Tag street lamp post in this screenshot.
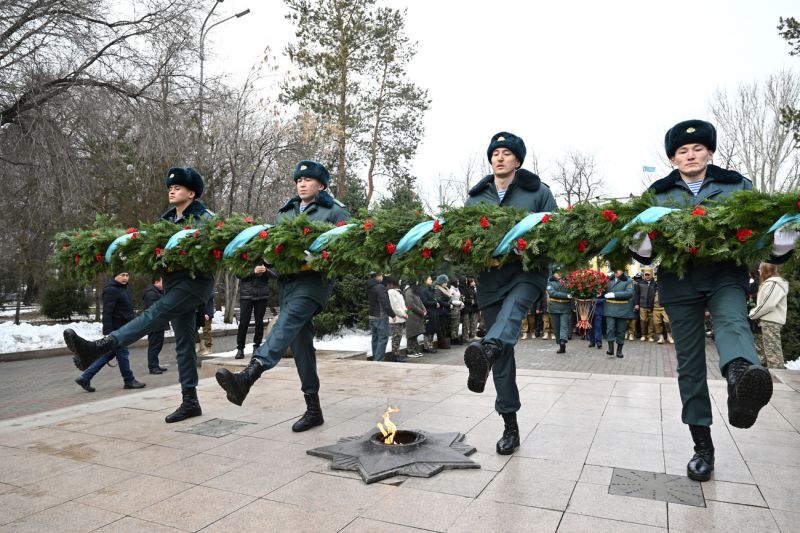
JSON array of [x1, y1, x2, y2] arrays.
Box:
[[198, 1, 251, 152]]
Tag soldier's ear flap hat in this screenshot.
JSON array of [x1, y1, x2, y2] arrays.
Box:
[[664, 120, 716, 158], [292, 160, 329, 188], [165, 167, 204, 199], [487, 132, 526, 166]]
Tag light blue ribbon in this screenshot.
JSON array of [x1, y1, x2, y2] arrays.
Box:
[[223, 225, 271, 258], [599, 206, 678, 256], [492, 212, 550, 257], [165, 229, 197, 250], [104, 232, 143, 263], [395, 218, 445, 256], [767, 213, 800, 234], [309, 224, 355, 253]]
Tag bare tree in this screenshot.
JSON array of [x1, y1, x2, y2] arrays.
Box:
[[550, 151, 605, 205], [709, 69, 800, 192]]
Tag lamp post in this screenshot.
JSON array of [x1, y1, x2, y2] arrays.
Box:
[[198, 1, 251, 151]]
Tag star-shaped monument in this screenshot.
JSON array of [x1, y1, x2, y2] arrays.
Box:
[[307, 429, 480, 484]]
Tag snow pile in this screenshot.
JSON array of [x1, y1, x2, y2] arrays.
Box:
[[785, 358, 800, 370], [0, 321, 102, 353]]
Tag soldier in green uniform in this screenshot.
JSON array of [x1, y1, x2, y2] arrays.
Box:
[[604, 270, 634, 358], [215, 161, 350, 432], [630, 119, 797, 481], [462, 132, 558, 455], [546, 271, 571, 353], [64, 167, 214, 423]]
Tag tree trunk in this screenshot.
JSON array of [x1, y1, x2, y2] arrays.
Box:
[[14, 231, 25, 326], [365, 61, 388, 206], [337, 48, 348, 199], [223, 272, 239, 323]]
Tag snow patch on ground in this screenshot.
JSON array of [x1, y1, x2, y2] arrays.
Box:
[[785, 358, 800, 370]]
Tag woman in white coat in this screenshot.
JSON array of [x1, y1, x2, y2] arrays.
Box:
[[749, 263, 789, 369]]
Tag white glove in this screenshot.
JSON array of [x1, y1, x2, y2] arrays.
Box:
[[567, 294, 573, 299], [605, 292, 615, 299], [629, 231, 652, 258], [772, 228, 799, 257]]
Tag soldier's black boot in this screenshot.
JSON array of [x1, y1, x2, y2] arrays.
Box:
[[606, 341, 615, 355], [496, 412, 520, 455], [557, 341, 566, 354], [616, 343, 624, 358], [687, 424, 715, 481], [725, 358, 773, 429], [235, 348, 244, 359], [292, 393, 324, 432], [464, 342, 501, 393], [165, 388, 202, 423], [215, 358, 267, 406], [64, 329, 116, 371]]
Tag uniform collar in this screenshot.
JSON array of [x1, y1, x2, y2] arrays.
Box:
[[468, 168, 542, 197]]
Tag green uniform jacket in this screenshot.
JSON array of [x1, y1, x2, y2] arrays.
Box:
[[275, 190, 351, 307], [464, 169, 558, 309], [641, 165, 755, 305], [546, 278, 571, 314], [159, 200, 215, 291], [605, 275, 635, 318]]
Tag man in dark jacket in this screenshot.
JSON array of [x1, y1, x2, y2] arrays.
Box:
[[462, 131, 558, 455], [65, 167, 214, 423], [629, 119, 796, 482], [142, 275, 168, 374], [367, 272, 395, 361], [235, 261, 272, 359], [419, 275, 439, 352], [215, 161, 350, 433], [75, 272, 145, 392]]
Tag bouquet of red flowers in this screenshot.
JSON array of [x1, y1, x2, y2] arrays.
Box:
[[562, 269, 608, 300]]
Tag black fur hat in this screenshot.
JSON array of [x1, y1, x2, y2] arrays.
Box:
[[487, 131, 526, 165], [292, 160, 329, 188], [165, 167, 204, 199], [664, 120, 716, 158]]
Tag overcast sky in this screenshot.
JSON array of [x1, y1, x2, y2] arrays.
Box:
[[202, 0, 798, 207]]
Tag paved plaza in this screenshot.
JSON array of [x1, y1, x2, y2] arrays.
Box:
[[0, 340, 798, 532]]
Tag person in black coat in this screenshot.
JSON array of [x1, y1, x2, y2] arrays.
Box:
[[419, 275, 439, 353], [235, 261, 273, 359], [142, 275, 169, 374], [366, 272, 395, 361], [74, 272, 145, 392]]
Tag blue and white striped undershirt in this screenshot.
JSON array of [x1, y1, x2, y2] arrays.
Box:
[[684, 180, 704, 196], [299, 204, 308, 212], [497, 189, 507, 201]]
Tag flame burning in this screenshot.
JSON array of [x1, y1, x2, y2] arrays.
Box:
[[377, 406, 400, 444]]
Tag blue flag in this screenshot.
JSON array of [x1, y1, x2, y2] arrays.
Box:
[[642, 165, 656, 173]]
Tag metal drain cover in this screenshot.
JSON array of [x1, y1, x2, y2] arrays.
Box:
[[609, 468, 705, 507], [176, 418, 255, 438]]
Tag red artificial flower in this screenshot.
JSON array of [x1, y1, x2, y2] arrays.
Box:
[[577, 240, 588, 253], [258, 230, 268, 239], [363, 219, 374, 232], [433, 219, 442, 233], [516, 238, 527, 251], [691, 206, 706, 216], [567, 204, 574, 211], [736, 228, 753, 242], [322, 250, 330, 260], [131, 232, 138, 239], [480, 216, 489, 229], [274, 244, 284, 254], [193, 230, 200, 238], [687, 246, 700, 255], [461, 239, 472, 253], [385, 243, 397, 255], [95, 254, 103, 263], [303, 226, 311, 236], [336, 220, 346, 227], [244, 217, 254, 224], [179, 250, 187, 256], [241, 252, 249, 260], [796, 200, 800, 211], [184, 225, 192, 229], [648, 229, 658, 240], [415, 210, 421, 216], [541, 214, 550, 223], [155, 247, 162, 256], [212, 249, 222, 261], [422, 247, 432, 259], [74, 255, 79, 265], [126, 227, 137, 234], [602, 210, 617, 222], [216, 221, 224, 229], [62, 243, 69, 249]]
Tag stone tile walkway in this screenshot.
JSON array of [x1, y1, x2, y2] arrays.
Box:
[[0, 355, 797, 532]]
